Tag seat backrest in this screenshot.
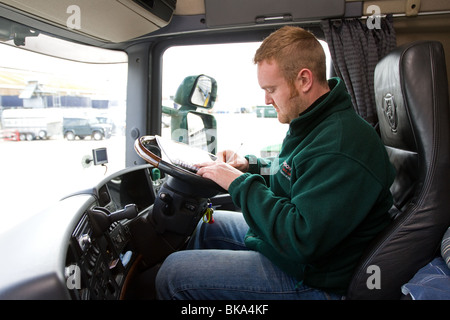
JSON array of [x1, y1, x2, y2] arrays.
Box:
[[347, 41, 450, 299]]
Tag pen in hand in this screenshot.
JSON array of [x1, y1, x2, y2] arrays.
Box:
[[226, 142, 243, 164]]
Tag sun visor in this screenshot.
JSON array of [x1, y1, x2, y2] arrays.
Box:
[[205, 0, 345, 28], [0, 0, 176, 43]]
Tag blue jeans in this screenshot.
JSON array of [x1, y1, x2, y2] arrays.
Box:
[[155, 211, 343, 300], [401, 257, 450, 300]]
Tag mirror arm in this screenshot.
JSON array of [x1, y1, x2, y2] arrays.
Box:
[[162, 105, 180, 116]]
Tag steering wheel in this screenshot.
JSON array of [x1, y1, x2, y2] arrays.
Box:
[[134, 136, 224, 198]]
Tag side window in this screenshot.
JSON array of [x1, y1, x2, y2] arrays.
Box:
[[161, 41, 331, 158], [162, 42, 286, 158]]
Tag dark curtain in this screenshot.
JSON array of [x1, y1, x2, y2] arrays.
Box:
[[321, 15, 396, 126]]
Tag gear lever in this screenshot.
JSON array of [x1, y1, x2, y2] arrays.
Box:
[[88, 204, 138, 237]]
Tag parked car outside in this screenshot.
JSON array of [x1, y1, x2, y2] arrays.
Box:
[[63, 117, 112, 141]]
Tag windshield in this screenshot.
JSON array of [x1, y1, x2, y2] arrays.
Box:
[[0, 27, 128, 234]]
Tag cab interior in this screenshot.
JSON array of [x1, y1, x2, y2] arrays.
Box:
[[0, 0, 449, 301]]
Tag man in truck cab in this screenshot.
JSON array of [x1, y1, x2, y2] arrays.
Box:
[[156, 26, 396, 300]]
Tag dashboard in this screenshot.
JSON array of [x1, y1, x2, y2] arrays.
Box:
[[0, 164, 159, 300], [0, 162, 235, 300]]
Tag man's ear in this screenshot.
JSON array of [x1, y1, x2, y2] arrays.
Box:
[[296, 68, 313, 93]]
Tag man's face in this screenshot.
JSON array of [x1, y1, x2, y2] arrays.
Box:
[[257, 59, 307, 124]]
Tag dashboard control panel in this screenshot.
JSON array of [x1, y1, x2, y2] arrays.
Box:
[[63, 165, 157, 300], [65, 210, 134, 300]]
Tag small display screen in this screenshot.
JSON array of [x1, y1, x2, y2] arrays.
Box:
[[93, 148, 108, 165]]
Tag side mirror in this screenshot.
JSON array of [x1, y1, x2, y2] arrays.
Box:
[[187, 112, 217, 154], [169, 111, 217, 154], [163, 74, 218, 154], [190, 75, 217, 109]]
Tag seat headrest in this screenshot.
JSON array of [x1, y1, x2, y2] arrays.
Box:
[[375, 41, 449, 153]]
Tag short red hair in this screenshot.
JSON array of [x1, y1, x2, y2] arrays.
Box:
[[254, 26, 327, 93]]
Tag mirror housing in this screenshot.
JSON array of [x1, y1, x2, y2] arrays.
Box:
[[168, 111, 217, 155], [163, 74, 218, 154], [174, 75, 217, 110]]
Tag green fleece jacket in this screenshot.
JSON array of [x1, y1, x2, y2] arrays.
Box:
[[228, 77, 395, 295]]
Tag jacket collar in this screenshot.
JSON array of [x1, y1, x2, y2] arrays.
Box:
[[288, 77, 352, 135]]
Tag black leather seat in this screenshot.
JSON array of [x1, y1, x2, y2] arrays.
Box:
[[347, 41, 450, 299]]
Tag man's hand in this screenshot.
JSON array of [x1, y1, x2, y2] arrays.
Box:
[[217, 150, 249, 172], [196, 151, 249, 191], [196, 161, 243, 191]]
